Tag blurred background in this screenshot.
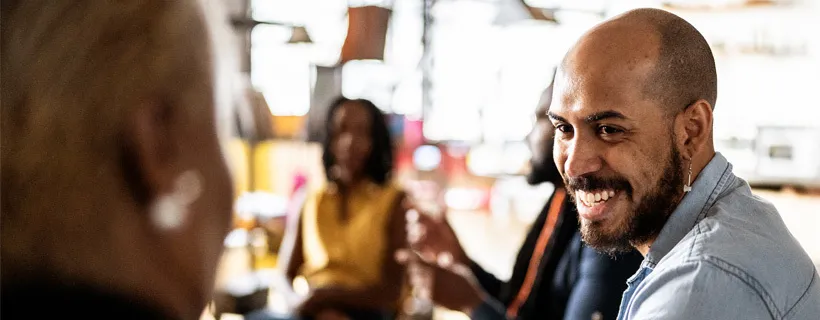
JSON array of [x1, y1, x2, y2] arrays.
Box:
[[211, 0, 820, 318]]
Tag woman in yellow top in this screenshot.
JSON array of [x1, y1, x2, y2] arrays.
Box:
[[283, 97, 407, 320]]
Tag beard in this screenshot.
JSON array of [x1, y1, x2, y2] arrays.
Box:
[[569, 142, 686, 255]]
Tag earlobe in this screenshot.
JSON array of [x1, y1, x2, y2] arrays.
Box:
[[150, 170, 203, 231]]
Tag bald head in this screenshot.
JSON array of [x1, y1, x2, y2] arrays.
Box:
[[562, 8, 717, 114]]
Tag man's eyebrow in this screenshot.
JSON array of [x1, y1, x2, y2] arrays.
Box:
[[584, 111, 628, 123], [547, 110, 628, 123], [547, 111, 567, 123]]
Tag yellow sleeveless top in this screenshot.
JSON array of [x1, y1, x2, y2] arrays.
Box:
[[300, 180, 402, 289]]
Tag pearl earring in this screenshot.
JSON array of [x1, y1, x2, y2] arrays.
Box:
[[150, 170, 203, 230], [683, 162, 692, 193]]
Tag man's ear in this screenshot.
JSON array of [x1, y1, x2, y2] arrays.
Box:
[[124, 99, 179, 202], [675, 99, 713, 160]]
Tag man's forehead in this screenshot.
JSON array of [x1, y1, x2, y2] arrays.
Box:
[[550, 60, 659, 118], [550, 76, 646, 123]]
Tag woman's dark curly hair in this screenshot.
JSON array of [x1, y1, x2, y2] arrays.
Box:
[[322, 97, 394, 185]]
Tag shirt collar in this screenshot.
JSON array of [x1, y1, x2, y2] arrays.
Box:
[[645, 152, 735, 266]]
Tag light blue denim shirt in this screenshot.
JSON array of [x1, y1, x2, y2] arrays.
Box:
[[617, 153, 820, 320]]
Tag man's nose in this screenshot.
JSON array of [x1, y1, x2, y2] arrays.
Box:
[[564, 137, 602, 178]]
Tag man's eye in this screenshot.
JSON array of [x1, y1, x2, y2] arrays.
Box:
[[556, 124, 573, 133], [598, 125, 622, 135]]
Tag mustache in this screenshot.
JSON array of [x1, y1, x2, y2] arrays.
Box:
[[565, 174, 633, 198]]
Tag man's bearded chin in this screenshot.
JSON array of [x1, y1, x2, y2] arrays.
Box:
[[578, 145, 686, 255]]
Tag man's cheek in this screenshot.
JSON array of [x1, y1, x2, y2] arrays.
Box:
[[554, 149, 568, 176]]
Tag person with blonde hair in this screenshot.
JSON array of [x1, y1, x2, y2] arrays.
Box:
[[2, 1, 239, 319]]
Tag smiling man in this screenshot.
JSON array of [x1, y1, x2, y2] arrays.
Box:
[[547, 8, 820, 319]]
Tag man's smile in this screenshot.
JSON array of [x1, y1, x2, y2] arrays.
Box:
[[575, 189, 621, 221]]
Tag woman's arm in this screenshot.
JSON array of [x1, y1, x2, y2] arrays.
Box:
[[378, 191, 410, 303]]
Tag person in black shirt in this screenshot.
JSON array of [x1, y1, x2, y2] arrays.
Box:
[[403, 70, 642, 320]]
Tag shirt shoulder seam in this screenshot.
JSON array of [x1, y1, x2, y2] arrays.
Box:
[[783, 267, 817, 318], [696, 256, 780, 319]]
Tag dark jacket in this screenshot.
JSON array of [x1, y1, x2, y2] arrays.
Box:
[[469, 191, 643, 320]]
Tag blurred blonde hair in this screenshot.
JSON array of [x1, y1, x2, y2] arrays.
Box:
[[1, 0, 237, 266]]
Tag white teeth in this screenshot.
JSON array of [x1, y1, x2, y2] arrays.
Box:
[[577, 190, 618, 206], [579, 191, 589, 206]]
